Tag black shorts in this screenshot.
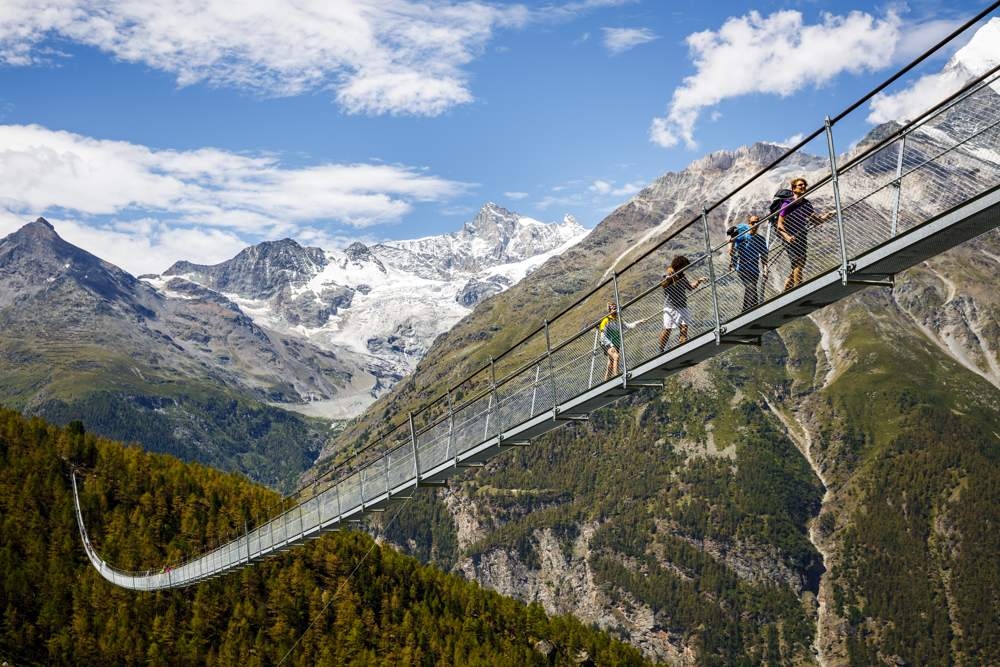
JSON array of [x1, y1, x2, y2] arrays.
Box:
[[784, 234, 808, 268]]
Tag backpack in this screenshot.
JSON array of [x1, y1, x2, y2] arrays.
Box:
[[727, 223, 750, 270], [769, 188, 794, 215]]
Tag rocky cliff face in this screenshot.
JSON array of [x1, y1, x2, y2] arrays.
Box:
[[165, 238, 328, 299]]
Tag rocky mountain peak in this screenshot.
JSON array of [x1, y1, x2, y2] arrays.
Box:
[[3, 217, 60, 249], [463, 202, 520, 236], [345, 241, 374, 263], [689, 142, 791, 174], [162, 237, 327, 300], [342, 242, 386, 274], [25, 216, 56, 234], [235, 237, 326, 272], [3, 217, 107, 270], [0, 218, 143, 312]]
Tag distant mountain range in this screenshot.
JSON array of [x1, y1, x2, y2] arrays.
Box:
[[149, 202, 586, 418], [0, 203, 585, 488]]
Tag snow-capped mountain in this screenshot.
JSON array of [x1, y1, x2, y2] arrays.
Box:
[[153, 203, 588, 418], [374, 202, 586, 277], [868, 17, 1000, 126]]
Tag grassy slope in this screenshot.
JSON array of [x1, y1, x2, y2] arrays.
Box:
[[0, 337, 329, 492]]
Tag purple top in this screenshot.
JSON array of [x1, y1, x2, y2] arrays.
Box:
[[779, 197, 814, 238]]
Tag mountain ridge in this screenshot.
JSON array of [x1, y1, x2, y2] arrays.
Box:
[[153, 202, 588, 419]]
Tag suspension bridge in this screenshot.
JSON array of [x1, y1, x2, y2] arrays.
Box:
[[73, 14, 1000, 591]]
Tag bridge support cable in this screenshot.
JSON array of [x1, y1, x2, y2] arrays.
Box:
[[701, 207, 723, 345], [73, 27, 1000, 591], [890, 131, 907, 237], [544, 319, 556, 417], [825, 116, 851, 285]]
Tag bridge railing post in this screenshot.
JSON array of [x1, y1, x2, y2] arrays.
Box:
[[529, 364, 540, 417], [891, 130, 907, 237], [490, 356, 502, 439], [446, 389, 456, 465], [587, 329, 599, 389], [701, 208, 722, 344], [384, 451, 391, 500], [409, 412, 421, 488], [825, 116, 850, 284], [483, 387, 493, 440], [358, 466, 368, 512], [544, 319, 557, 414], [335, 481, 342, 524]]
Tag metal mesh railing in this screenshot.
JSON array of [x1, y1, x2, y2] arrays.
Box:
[[74, 28, 1000, 590]]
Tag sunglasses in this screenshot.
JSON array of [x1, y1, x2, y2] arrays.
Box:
[[792, 182, 808, 189]]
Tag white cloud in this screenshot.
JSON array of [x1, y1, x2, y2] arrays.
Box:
[[0, 0, 529, 116], [539, 178, 641, 212], [777, 133, 806, 148], [602, 27, 657, 55], [504, 191, 529, 200], [536, 0, 636, 23], [51, 217, 250, 276], [590, 179, 612, 194], [893, 18, 966, 64], [0, 208, 25, 239], [439, 205, 476, 217], [591, 179, 642, 197], [535, 189, 582, 210], [868, 17, 1000, 125], [650, 9, 902, 149], [867, 67, 969, 125], [0, 0, 638, 116], [0, 124, 466, 232], [610, 181, 643, 197]]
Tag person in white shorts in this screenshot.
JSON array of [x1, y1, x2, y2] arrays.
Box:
[[663, 301, 691, 330], [659, 255, 707, 351]]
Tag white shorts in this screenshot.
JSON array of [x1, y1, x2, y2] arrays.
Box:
[[663, 305, 691, 329]]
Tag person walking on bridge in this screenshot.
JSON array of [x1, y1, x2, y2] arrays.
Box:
[[659, 255, 708, 351], [776, 178, 831, 291], [599, 301, 625, 381], [729, 215, 769, 311]]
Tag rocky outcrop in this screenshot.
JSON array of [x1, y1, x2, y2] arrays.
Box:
[[165, 237, 327, 299], [455, 275, 512, 307]]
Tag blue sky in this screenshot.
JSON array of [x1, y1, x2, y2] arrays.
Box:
[[0, 0, 993, 274]]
